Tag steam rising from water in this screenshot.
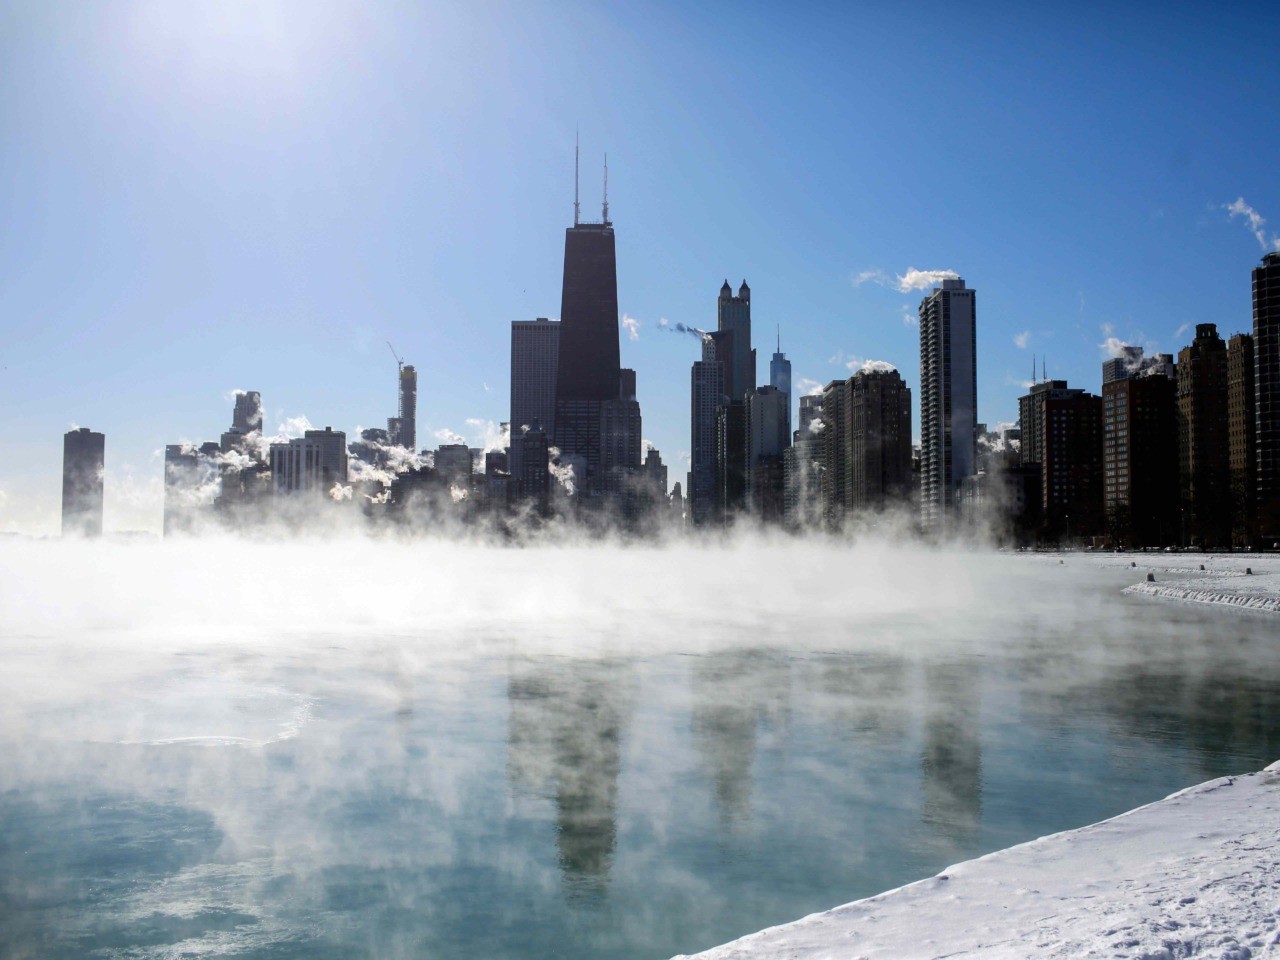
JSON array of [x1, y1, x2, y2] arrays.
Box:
[[2, 537, 1278, 960]]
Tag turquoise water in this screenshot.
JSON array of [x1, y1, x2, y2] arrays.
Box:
[[2, 559, 1278, 959]]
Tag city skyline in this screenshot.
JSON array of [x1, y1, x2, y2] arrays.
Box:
[[2, 2, 1278, 534]]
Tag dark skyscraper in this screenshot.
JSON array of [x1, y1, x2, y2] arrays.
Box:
[[1228, 333, 1257, 547], [388, 364, 417, 452], [62, 427, 105, 538], [1102, 372, 1178, 547], [1178, 323, 1231, 549], [553, 150, 622, 490], [1254, 252, 1280, 541], [717, 280, 755, 403], [689, 337, 725, 526]]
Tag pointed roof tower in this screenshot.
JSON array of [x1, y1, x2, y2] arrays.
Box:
[[738, 280, 750, 300], [720, 279, 732, 298]]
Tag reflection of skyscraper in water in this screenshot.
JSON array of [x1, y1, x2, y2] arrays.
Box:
[[690, 651, 791, 826], [920, 661, 983, 844], [506, 658, 634, 897], [806, 653, 910, 745]]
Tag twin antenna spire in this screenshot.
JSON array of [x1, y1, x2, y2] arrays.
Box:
[[573, 132, 609, 226]]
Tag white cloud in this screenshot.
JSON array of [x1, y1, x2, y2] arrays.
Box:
[[434, 427, 465, 445], [622, 314, 641, 341], [1225, 197, 1280, 251], [901, 305, 918, 327], [1013, 330, 1030, 349], [797, 377, 825, 396], [895, 267, 959, 293], [857, 359, 897, 374], [853, 266, 961, 293], [1174, 323, 1191, 340]]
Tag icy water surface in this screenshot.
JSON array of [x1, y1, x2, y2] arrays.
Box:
[[1, 541, 1278, 959]]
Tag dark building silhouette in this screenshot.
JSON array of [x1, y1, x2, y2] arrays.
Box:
[[514, 425, 551, 512], [1178, 324, 1232, 549], [715, 401, 747, 519], [1102, 372, 1179, 547], [689, 336, 726, 526], [62, 427, 105, 538], [717, 280, 755, 404], [745, 385, 789, 520], [553, 187, 620, 488], [1041, 392, 1103, 540], [819, 369, 912, 527], [1252, 252, 1280, 542], [769, 332, 792, 441], [1228, 333, 1257, 547], [388, 364, 417, 452], [600, 369, 642, 496], [1018, 380, 1084, 469], [510, 318, 560, 486]]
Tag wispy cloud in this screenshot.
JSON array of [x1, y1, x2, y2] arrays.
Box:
[[797, 377, 825, 396], [894, 267, 959, 292], [621, 314, 641, 341], [1174, 322, 1191, 340], [852, 266, 960, 293], [1013, 330, 1030, 349], [1226, 197, 1280, 251], [901, 305, 918, 327]]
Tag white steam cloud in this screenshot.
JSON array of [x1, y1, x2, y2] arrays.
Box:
[[622, 315, 641, 341], [1014, 331, 1030, 349], [852, 267, 960, 293], [894, 268, 960, 293]]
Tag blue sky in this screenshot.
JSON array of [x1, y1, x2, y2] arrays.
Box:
[[2, 1, 1278, 533]]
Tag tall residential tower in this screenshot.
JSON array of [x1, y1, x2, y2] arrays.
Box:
[[1254, 252, 1280, 541], [919, 278, 977, 533]]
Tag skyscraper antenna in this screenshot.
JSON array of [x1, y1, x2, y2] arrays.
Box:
[[574, 130, 580, 226], [1032, 353, 1036, 386], [777, 324, 780, 352], [602, 153, 609, 223], [1042, 357, 1047, 382]]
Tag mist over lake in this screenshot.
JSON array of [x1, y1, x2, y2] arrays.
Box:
[[2, 536, 1278, 959]]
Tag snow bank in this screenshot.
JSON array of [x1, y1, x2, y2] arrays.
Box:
[[673, 761, 1280, 960], [1031, 553, 1280, 615]]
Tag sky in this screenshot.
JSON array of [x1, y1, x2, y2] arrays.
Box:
[[2, 0, 1279, 534]]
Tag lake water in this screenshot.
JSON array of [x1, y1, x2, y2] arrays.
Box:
[[2, 540, 1278, 959]]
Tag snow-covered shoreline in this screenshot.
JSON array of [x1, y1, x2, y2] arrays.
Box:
[[1045, 552, 1280, 615], [673, 760, 1280, 960]]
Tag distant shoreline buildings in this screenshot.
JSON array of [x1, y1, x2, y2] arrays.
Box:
[[50, 158, 1280, 548]]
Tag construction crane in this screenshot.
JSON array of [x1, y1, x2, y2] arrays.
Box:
[[386, 341, 404, 374]]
